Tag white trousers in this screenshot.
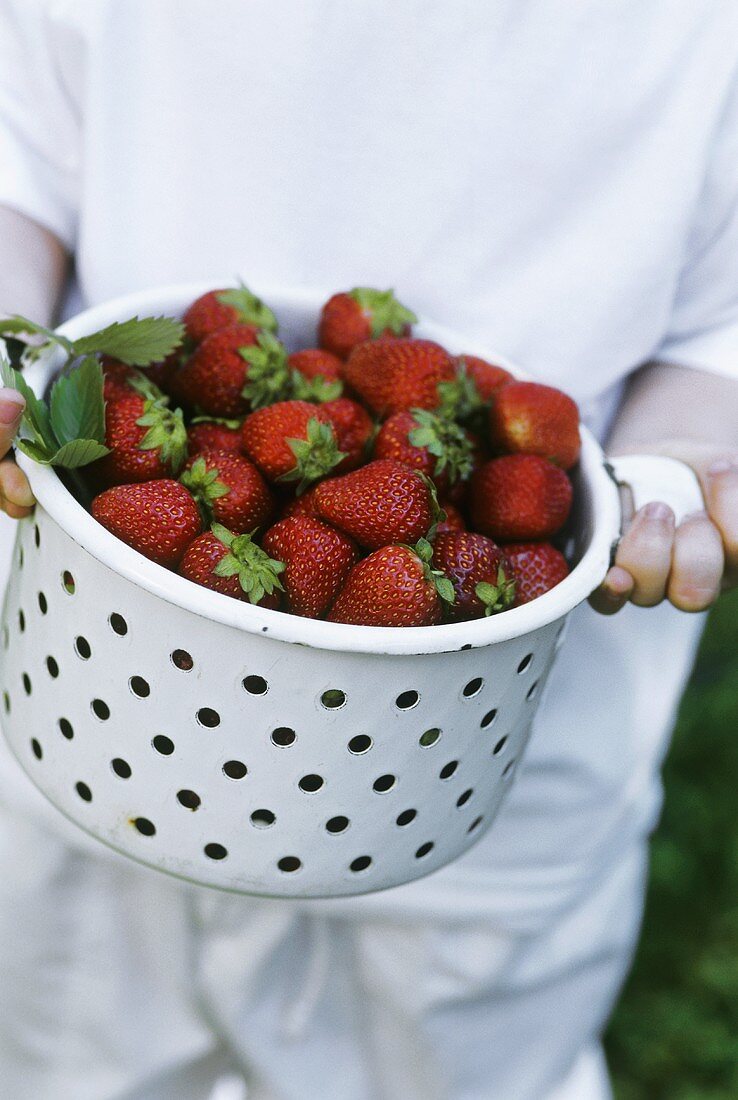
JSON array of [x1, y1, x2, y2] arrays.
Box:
[[0, 512, 705, 1099]]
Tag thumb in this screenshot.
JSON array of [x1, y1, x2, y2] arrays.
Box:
[[0, 388, 25, 459]]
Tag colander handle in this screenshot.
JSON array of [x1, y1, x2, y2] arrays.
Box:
[[606, 454, 704, 529]]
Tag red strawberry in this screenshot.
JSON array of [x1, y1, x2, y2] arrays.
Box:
[[488, 381, 581, 469], [503, 542, 570, 605], [436, 356, 512, 420], [180, 449, 274, 533], [289, 349, 343, 383], [328, 539, 453, 626], [318, 287, 417, 359], [183, 285, 278, 345], [187, 419, 243, 456], [432, 532, 515, 620], [241, 400, 345, 491], [91, 480, 202, 568], [262, 516, 359, 618], [179, 525, 284, 607], [314, 459, 440, 550], [320, 397, 374, 472], [374, 408, 476, 495], [146, 348, 184, 394], [342, 338, 455, 417], [177, 327, 293, 418], [102, 358, 137, 403], [95, 390, 188, 486], [279, 484, 322, 520], [456, 356, 512, 402], [436, 501, 467, 534], [470, 455, 573, 540]]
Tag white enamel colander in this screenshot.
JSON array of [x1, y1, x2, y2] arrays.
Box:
[[0, 284, 703, 897]]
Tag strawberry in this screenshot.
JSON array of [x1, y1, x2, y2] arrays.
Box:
[[288, 349, 343, 383], [180, 449, 274, 533], [241, 400, 345, 491], [374, 408, 476, 495], [179, 525, 284, 607], [279, 484, 322, 520], [262, 515, 359, 618], [314, 459, 441, 550], [436, 501, 466, 534], [320, 397, 374, 472], [318, 288, 417, 359], [95, 388, 188, 486], [342, 338, 455, 417], [187, 419, 243, 456], [328, 539, 453, 626], [91, 480, 202, 568], [183, 285, 277, 345], [102, 357, 138, 403], [470, 455, 573, 540], [437, 357, 512, 421], [432, 532, 515, 620], [503, 542, 570, 605], [488, 381, 581, 469], [175, 323, 260, 416]]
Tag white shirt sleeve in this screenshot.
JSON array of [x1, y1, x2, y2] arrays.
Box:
[[0, 0, 79, 248], [656, 66, 738, 381]]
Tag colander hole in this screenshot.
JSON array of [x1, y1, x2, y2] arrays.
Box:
[[271, 727, 296, 746], [2, 691, 9, 713], [197, 708, 220, 728], [396, 809, 417, 827], [503, 759, 517, 778], [468, 815, 484, 834], [517, 653, 533, 674], [439, 761, 459, 780], [456, 788, 473, 807], [74, 636, 91, 660], [18, 609, 25, 633], [109, 613, 127, 635], [31, 738, 42, 760], [481, 709, 498, 729], [59, 718, 74, 740], [75, 782, 92, 802], [91, 699, 110, 721], [419, 728, 441, 747], [37, 592, 47, 615], [373, 774, 396, 794], [250, 809, 276, 828], [321, 689, 346, 709], [395, 690, 419, 710], [526, 681, 540, 701], [493, 736, 508, 756], [34, 524, 40, 548], [204, 843, 228, 860], [348, 735, 372, 754], [22, 673, 31, 696], [278, 856, 302, 873], [171, 649, 193, 671], [152, 735, 174, 756], [350, 856, 372, 873], [62, 571, 76, 595], [326, 816, 350, 834], [243, 675, 268, 695], [46, 656, 59, 678], [133, 817, 156, 836], [299, 774, 324, 793], [111, 758, 132, 779], [129, 676, 150, 698], [223, 760, 247, 780], [415, 842, 434, 859], [177, 789, 201, 810], [462, 677, 484, 698]]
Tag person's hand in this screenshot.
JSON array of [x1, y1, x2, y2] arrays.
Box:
[[590, 442, 738, 614], [0, 387, 34, 520]]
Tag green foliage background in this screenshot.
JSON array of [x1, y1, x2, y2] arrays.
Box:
[[607, 589, 738, 1098]]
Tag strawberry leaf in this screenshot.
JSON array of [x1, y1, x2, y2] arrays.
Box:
[[475, 567, 516, 615], [47, 439, 110, 468], [290, 370, 343, 403], [211, 528, 285, 604], [281, 417, 347, 495], [72, 316, 185, 365], [240, 333, 293, 409], [217, 284, 278, 333], [49, 356, 106, 445], [350, 288, 417, 337], [0, 357, 56, 453], [0, 315, 74, 355]]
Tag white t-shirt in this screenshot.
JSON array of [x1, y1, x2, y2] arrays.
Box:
[[0, 0, 736, 924]]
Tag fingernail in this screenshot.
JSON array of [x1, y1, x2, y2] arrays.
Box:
[[708, 459, 735, 477], [0, 388, 25, 424], [643, 502, 672, 521]]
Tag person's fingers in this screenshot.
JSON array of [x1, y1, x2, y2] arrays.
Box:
[[0, 388, 25, 460], [613, 501, 675, 607], [0, 458, 35, 516], [666, 511, 724, 611], [588, 564, 635, 615], [702, 458, 738, 578]]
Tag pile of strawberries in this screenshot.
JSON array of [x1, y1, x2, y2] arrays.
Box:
[[87, 285, 579, 627]]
